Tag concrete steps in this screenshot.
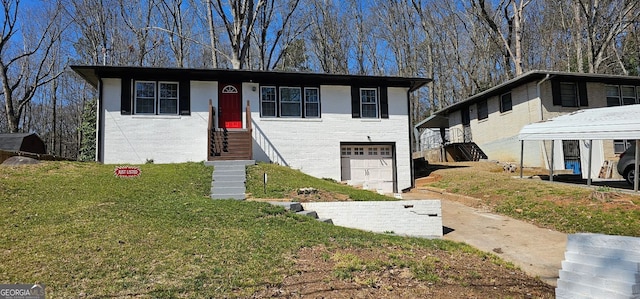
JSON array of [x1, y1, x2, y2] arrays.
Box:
[[269, 201, 333, 224], [206, 160, 255, 200]]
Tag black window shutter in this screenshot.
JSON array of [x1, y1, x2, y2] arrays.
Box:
[[578, 81, 588, 106], [179, 80, 190, 115], [551, 80, 561, 106], [380, 87, 389, 118], [121, 77, 132, 115], [351, 86, 360, 118]]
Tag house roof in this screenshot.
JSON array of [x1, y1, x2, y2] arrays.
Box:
[[518, 104, 640, 141], [414, 114, 449, 129], [70, 65, 431, 92], [435, 70, 640, 115]]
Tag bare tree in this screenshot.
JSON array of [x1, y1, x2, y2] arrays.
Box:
[[211, 0, 266, 69], [574, 0, 640, 73], [156, 0, 192, 67], [0, 0, 66, 133], [118, 0, 158, 66], [307, 0, 350, 74], [253, 0, 304, 70], [473, 0, 531, 76]]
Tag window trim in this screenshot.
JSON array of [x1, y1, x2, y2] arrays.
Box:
[[260, 86, 277, 117], [259, 85, 321, 119], [134, 80, 156, 115], [360, 87, 379, 118], [304, 87, 320, 118], [279, 86, 302, 118], [158, 81, 179, 115], [133, 80, 180, 115]]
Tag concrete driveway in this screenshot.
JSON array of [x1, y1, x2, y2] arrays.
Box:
[[404, 189, 567, 287]]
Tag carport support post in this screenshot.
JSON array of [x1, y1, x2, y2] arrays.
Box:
[[635, 140, 639, 192], [520, 140, 524, 179], [550, 141, 555, 182], [587, 140, 593, 187]]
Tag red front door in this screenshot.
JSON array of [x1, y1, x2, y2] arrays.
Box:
[[218, 84, 242, 129]]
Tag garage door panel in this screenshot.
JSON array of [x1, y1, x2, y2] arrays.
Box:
[[341, 145, 394, 194]]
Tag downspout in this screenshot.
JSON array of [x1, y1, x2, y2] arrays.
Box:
[[536, 74, 553, 171], [408, 88, 415, 191], [97, 77, 104, 162]]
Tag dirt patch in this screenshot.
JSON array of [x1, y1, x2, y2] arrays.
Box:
[[288, 189, 351, 202], [253, 244, 554, 298], [419, 161, 640, 213]]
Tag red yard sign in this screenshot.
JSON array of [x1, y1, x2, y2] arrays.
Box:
[[114, 166, 141, 177]]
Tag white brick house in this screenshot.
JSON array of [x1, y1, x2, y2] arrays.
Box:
[[72, 66, 430, 193]]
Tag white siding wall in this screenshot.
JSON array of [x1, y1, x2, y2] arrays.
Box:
[[101, 78, 212, 164], [249, 85, 412, 191]]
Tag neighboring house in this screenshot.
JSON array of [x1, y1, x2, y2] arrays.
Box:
[[71, 66, 430, 193], [0, 133, 46, 154], [417, 70, 640, 178]]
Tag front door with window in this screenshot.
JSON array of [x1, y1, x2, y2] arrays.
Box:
[[218, 84, 242, 129]]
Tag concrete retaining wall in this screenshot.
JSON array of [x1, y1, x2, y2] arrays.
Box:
[[301, 200, 442, 238], [556, 233, 640, 299]]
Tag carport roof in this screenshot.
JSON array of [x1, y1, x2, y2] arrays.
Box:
[[518, 104, 640, 141], [414, 114, 449, 129]]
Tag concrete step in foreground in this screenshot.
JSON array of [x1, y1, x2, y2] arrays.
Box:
[[268, 201, 333, 224]]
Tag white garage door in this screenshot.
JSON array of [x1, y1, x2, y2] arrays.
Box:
[[341, 145, 394, 194]]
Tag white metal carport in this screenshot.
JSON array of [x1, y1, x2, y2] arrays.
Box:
[[518, 105, 640, 192]]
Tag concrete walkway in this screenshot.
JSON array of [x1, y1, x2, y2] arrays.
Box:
[[403, 189, 567, 287]]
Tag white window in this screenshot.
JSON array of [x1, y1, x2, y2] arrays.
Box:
[[280, 87, 302, 117], [341, 147, 351, 156], [360, 88, 378, 118], [159, 82, 178, 114], [304, 88, 320, 118], [261, 86, 277, 117], [354, 147, 364, 155], [260, 85, 320, 118], [368, 147, 378, 155], [134, 81, 179, 115], [380, 147, 391, 156]]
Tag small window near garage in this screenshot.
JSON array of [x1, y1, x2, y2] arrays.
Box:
[[354, 147, 364, 155], [477, 100, 488, 120], [341, 147, 351, 156], [360, 88, 378, 118], [304, 87, 320, 118], [380, 147, 391, 156], [500, 92, 512, 113], [260, 86, 277, 117], [368, 147, 378, 155]]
